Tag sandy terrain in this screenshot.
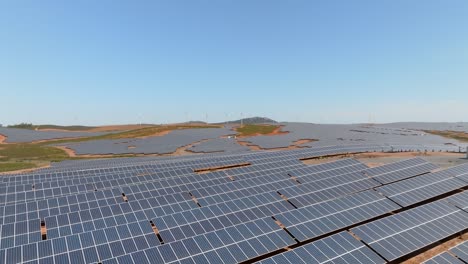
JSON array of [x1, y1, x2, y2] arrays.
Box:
[[136, 129, 172, 139], [301, 151, 467, 168], [236, 138, 316, 151], [236, 141, 263, 151], [403, 232, 468, 263], [171, 139, 211, 156], [353, 152, 467, 168], [51, 139, 210, 159], [54, 146, 77, 157], [292, 139, 317, 145]]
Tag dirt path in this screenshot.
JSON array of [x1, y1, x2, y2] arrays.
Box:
[[403, 232, 468, 263], [137, 130, 172, 139], [353, 151, 464, 159], [54, 146, 77, 157], [236, 138, 317, 151], [52, 139, 212, 159], [172, 139, 212, 156], [302, 151, 466, 166]]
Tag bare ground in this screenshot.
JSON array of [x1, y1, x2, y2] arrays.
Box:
[[52, 139, 212, 159], [54, 146, 77, 157], [171, 139, 212, 156], [402, 232, 468, 263], [353, 152, 467, 168], [0, 134, 6, 144], [136, 129, 172, 139], [301, 151, 467, 167], [236, 138, 317, 151]]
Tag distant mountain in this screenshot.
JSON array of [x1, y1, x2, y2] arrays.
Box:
[[219, 117, 277, 125], [182, 121, 208, 124]]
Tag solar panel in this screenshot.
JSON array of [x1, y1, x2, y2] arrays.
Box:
[[375, 169, 467, 207], [449, 241, 468, 262], [444, 191, 468, 210], [1, 146, 465, 263], [365, 158, 438, 184], [351, 200, 468, 262], [274, 190, 400, 242], [256, 231, 385, 264], [423, 252, 464, 264]]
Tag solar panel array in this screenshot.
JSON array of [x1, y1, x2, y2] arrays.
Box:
[[423, 252, 464, 264], [450, 241, 468, 262], [423, 239, 468, 264], [0, 146, 467, 264], [351, 200, 468, 261], [257, 231, 386, 264]]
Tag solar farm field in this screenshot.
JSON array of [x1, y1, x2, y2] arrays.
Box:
[[0, 146, 467, 264]]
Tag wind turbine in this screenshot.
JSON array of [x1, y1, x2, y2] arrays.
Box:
[[240, 112, 243, 127]]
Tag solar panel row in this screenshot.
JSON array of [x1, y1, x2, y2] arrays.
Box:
[[0, 158, 365, 249], [351, 199, 468, 262], [376, 165, 468, 207], [256, 231, 385, 264], [0, 146, 466, 264]]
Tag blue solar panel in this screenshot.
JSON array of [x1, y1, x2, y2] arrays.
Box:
[[351, 200, 468, 262], [0, 146, 464, 263], [256, 231, 385, 264], [375, 169, 467, 207], [423, 252, 464, 264], [449, 241, 468, 262]]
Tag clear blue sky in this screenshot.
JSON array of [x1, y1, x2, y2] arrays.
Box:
[[1, 0, 467, 125]]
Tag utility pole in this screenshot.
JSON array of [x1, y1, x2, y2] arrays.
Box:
[[240, 113, 243, 127]]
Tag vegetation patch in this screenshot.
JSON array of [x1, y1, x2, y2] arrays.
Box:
[[0, 143, 71, 173], [0, 143, 70, 160], [7, 123, 97, 131], [40, 124, 222, 145], [0, 162, 37, 173], [424, 130, 468, 142], [0, 124, 223, 173], [235, 124, 283, 137]]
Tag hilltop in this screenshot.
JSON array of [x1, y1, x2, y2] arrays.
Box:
[[220, 117, 277, 125]]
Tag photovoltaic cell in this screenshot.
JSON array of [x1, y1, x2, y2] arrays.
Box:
[[375, 169, 467, 207], [256, 231, 385, 264], [449, 241, 468, 262], [351, 200, 468, 262], [423, 252, 464, 264]]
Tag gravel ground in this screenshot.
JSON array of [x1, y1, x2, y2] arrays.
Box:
[[356, 153, 468, 168]]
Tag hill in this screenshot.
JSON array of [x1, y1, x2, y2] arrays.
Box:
[[221, 117, 277, 125]]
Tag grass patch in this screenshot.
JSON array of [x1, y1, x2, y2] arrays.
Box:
[[236, 124, 280, 136], [0, 144, 70, 160], [0, 124, 223, 173], [424, 130, 468, 142], [0, 143, 76, 173], [8, 123, 97, 131], [39, 124, 221, 145], [0, 162, 37, 173]]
